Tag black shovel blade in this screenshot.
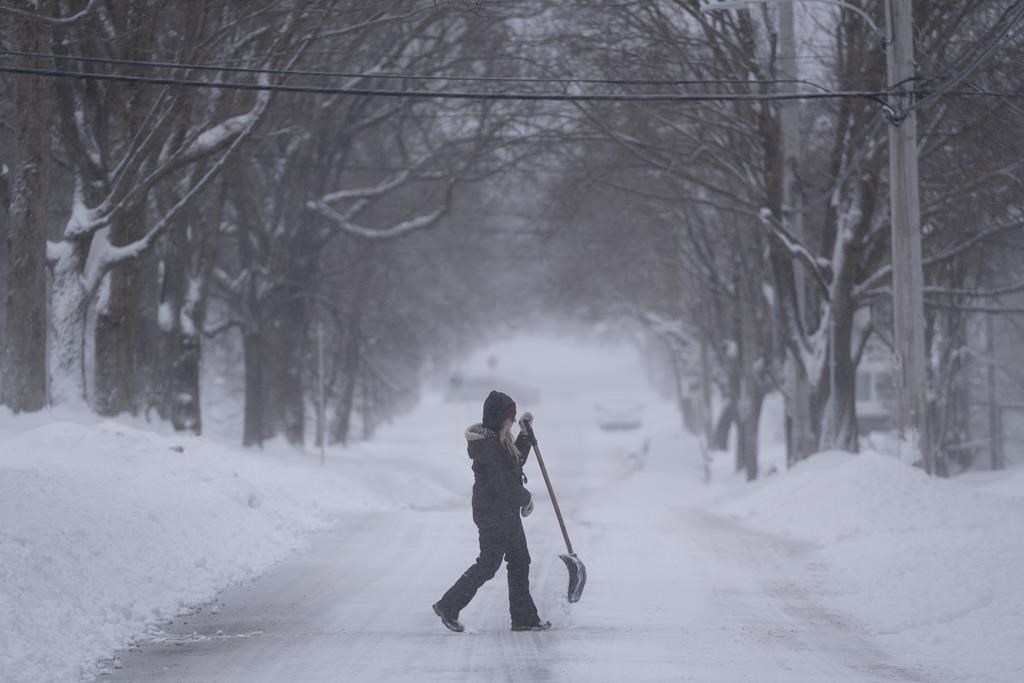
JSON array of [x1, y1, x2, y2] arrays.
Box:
[[559, 553, 587, 604]]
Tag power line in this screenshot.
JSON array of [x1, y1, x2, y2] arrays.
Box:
[[0, 63, 890, 103], [2, 58, 1020, 105], [0, 48, 834, 91]]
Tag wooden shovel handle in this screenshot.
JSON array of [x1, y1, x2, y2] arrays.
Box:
[[524, 422, 574, 555]]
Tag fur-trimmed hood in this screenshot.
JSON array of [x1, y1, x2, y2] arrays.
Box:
[[465, 423, 497, 460], [465, 423, 497, 443]]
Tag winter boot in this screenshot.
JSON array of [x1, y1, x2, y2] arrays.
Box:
[[432, 602, 465, 633], [511, 620, 552, 632]]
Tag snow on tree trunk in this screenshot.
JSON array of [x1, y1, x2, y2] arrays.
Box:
[[173, 272, 206, 434], [168, 329, 202, 433], [47, 242, 91, 407], [155, 257, 204, 434], [3, 15, 51, 412]]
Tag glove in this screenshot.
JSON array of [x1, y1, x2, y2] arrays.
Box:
[[518, 411, 534, 431], [521, 496, 534, 518]]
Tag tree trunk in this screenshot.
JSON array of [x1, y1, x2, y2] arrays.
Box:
[[169, 329, 202, 433], [670, 352, 698, 432], [359, 375, 375, 440], [242, 331, 266, 447], [3, 13, 51, 412], [332, 320, 361, 446], [93, 253, 143, 415], [48, 243, 91, 406], [154, 208, 211, 434], [92, 10, 155, 416], [737, 276, 761, 480], [262, 283, 309, 446], [713, 400, 736, 452], [699, 336, 714, 442], [268, 338, 305, 445], [818, 305, 859, 452], [154, 274, 203, 434], [737, 383, 764, 481]]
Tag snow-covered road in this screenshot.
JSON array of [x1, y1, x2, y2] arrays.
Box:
[[5, 338, 1020, 682], [103, 421, 925, 683]]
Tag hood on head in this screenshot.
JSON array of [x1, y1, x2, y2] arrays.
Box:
[[482, 390, 516, 432]]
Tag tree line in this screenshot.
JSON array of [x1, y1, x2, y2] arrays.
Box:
[[2, 1, 1023, 472], [0, 0, 547, 446], [532, 0, 1024, 477]]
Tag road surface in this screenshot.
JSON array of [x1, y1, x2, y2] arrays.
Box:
[[101, 415, 927, 682]]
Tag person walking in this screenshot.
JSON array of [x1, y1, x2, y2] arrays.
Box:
[[433, 390, 552, 633]]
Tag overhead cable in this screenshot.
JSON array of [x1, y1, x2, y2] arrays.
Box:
[[0, 48, 833, 91], [0, 63, 891, 103]]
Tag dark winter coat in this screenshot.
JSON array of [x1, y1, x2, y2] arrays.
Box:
[[466, 391, 533, 520]]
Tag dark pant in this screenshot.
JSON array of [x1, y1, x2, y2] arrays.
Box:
[[437, 512, 540, 627]]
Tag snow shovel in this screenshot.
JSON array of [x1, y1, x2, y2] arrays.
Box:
[[523, 422, 587, 604]]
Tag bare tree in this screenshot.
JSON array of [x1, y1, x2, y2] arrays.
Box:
[[41, 1, 322, 410], [1, 2, 57, 412]]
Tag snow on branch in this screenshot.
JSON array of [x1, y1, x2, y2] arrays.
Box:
[[757, 208, 832, 299], [85, 95, 268, 295], [318, 171, 412, 205], [179, 77, 272, 163], [311, 181, 456, 241], [62, 174, 109, 239]]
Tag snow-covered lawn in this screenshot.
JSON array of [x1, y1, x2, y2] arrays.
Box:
[[2, 337, 1023, 682]]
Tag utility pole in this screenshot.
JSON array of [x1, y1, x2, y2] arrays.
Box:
[[778, 0, 814, 464], [885, 0, 931, 473]]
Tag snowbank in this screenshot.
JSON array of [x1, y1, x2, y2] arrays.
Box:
[[715, 451, 1024, 683], [0, 419, 389, 683]]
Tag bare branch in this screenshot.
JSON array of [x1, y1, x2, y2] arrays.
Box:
[[855, 221, 1024, 298], [86, 81, 272, 294], [0, 0, 98, 26]]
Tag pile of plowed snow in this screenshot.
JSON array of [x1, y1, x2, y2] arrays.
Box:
[[0, 420, 390, 683], [716, 451, 1024, 682]]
